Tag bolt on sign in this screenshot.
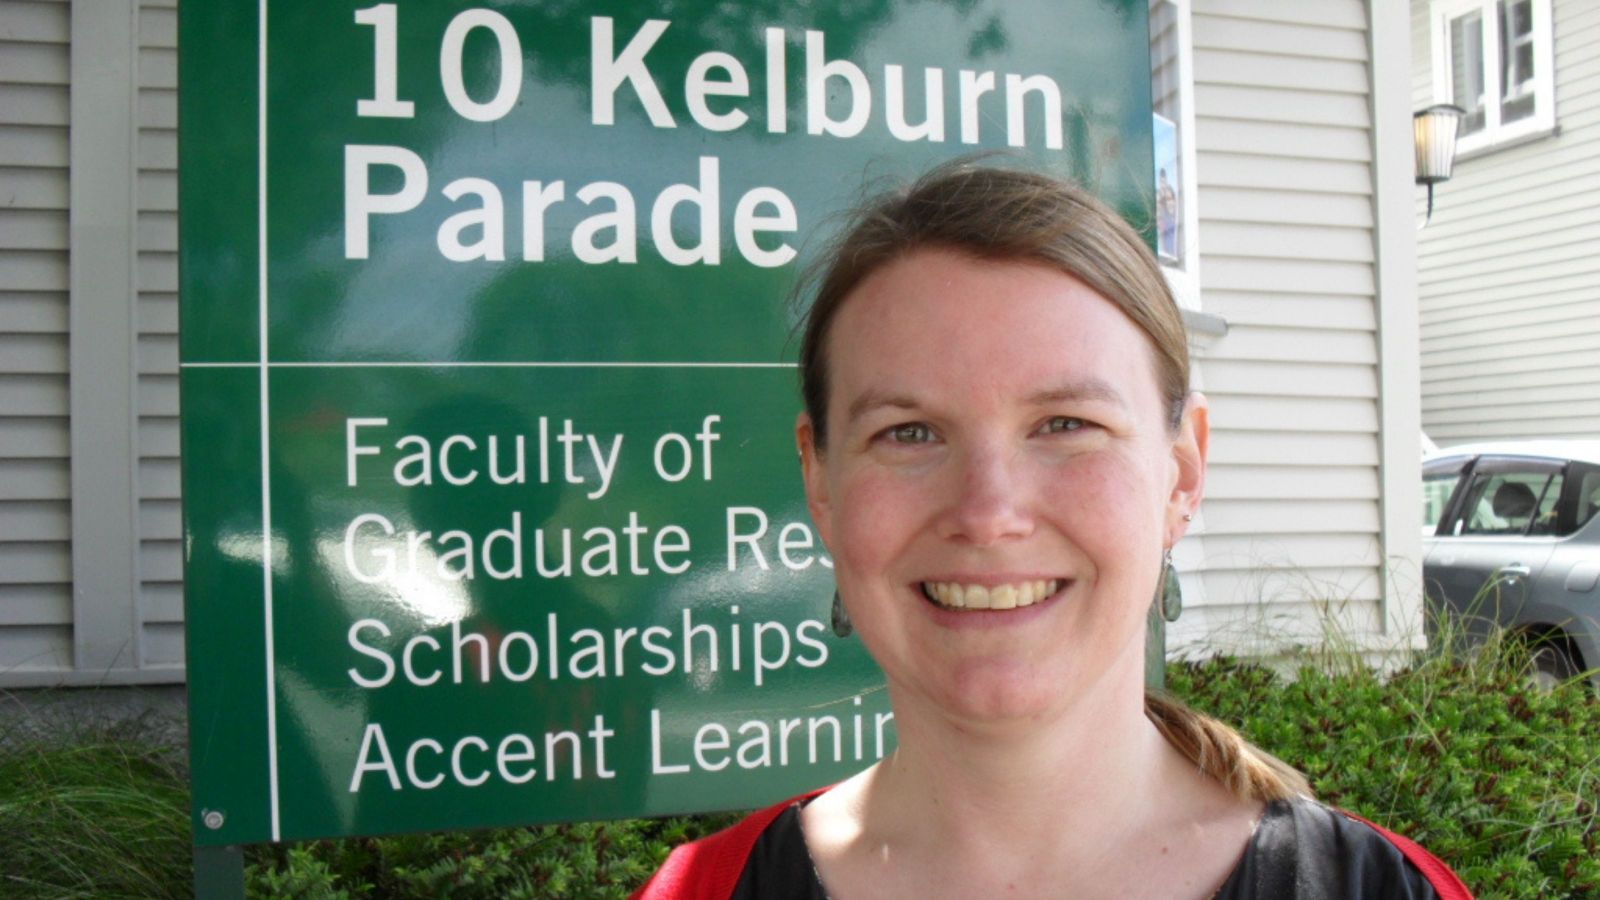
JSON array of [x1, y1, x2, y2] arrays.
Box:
[[180, 1, 1155, 845]]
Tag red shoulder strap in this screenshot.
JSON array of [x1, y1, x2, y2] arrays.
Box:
[[632, 787, 832, 900], [1337, 809, 1474, 900]]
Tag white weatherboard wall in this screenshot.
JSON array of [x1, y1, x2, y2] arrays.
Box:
[[1171, 0, 1423, 656], [1, 0, 74, 681], [136, 0, 185, 673], [1412, 0, 1600, 443], [0, 0, 182, 688]]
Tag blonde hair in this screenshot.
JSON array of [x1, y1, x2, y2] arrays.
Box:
[[1146, 693, 1312, 801], [797, 161, 1312, 803]]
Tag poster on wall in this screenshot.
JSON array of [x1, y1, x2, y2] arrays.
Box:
[[179, 1, 1155, 845], [1152, 111, 1182, 264]]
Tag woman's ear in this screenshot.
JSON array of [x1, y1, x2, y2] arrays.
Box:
[[1166, 392, 1209, 546], [796, 412, 834, 546]]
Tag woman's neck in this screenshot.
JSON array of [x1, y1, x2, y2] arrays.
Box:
[[866, 673, 1169, 861]]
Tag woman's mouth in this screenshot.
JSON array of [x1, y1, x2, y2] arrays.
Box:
[[920, 579, 1062, 610]]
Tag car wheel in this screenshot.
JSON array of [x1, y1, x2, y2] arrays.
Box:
[[1525, 641, 1578, 691]]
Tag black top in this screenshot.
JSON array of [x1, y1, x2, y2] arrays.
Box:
[[730, 797, 1442, 899]]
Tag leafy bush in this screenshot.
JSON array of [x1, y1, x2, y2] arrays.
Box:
[[245, 813, 739, 898], [1166, 641, 1600, 899]]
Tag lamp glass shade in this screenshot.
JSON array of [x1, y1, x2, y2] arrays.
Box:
[[1414, 104, 1464, 185]]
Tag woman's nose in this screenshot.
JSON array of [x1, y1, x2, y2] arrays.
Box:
[[938, 447, 1034, 545]]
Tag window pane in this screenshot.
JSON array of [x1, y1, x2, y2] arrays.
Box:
[[1148, 1, 1184, 267], [1149, 1, 1181, 120], [1423, 471, 1462, 534], [1460, 471, 1554, 536], [1573, 467, 1600, 535], [1450, 11, 1486, 134], [1526, 472, 1565, 535], [1498, 0, 1537, 124]]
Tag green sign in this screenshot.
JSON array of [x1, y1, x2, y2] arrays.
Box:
[[181, 0, 1153, 845]]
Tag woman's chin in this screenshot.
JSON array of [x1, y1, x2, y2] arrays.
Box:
[[911, 665, 1078, 726]]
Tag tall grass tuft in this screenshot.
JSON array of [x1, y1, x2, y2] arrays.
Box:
[[0, 714, 192, 899]]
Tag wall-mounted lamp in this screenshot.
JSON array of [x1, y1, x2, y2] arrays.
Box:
[[1414, 104, 1465, 228]]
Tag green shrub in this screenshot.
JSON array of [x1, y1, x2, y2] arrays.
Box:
[[245, 813, 739, 898], [1166, 643, 1600, 899]]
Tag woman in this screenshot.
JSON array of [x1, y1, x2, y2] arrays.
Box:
[[637, 164, 1470, 899]]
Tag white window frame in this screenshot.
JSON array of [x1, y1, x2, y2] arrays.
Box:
[[1430, 0, 1556, 158], [1148, 0, 1201, 312]]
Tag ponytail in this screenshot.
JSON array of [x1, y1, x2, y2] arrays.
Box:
[[1145, 692, 1313, 803]]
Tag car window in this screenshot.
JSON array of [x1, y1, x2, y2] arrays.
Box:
[[1423, 471, 1462, 534], [1456, 470, 1562, 537], [1422, 457, 1468, 536], [1573, 465, 1600, 534], [1526, 470, 1567, 536]]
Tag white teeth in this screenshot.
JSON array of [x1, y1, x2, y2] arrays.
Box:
[[921, 579, 1060, 611]]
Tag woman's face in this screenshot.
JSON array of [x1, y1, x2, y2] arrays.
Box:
[[798, 248, 1206, 725]]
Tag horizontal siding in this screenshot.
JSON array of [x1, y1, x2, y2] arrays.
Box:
[[1194, 49, 1369, 95], [0, 625, 72, 672], [1425, 398, 1600, 427], [1422, 310, 1600, 353], [1199, 187, 1374, 228], [0, 0, 71, 663], [1204, 497, 1379, 537], [1169, 599, 1385, 657], [1190, 0, 1385, 655], [1424, 363, 1600, 396], [1414, 0, 1600, 442], [1202, 359, 1377, 399], [1427, 417, 1600, 443], [137, 0, 183, 665], [1421, 285, 1594, 331], [1426, 384, 1600, 415], [1420, 270, 1600, 324], [1199, 533, 1381, 571], [0, 583, 69, 626], [1209, 431, 1380, 467], [1193, 14, 1369, 61], [1207, 464, 1378, 501], [1423, 327, 1600, 367]]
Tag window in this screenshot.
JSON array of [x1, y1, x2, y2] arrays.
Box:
[[1569, 465, 1600, 534], [1148, 0, 1200, 309], [1422, 458, 1467, 536], [1453, 469, 1562, 537], [1431, 0, 1556, 156]]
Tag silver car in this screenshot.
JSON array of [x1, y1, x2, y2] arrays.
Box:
[[1423, 440, 1600, 689]]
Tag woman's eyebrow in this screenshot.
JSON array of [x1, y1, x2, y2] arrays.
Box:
[[844, 389, 921, 424], [1027, 379, 1128, 408], [843, 380, 1127, 424]]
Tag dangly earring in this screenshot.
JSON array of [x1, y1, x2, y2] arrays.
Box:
[[1156, 547, 1183, 622], [831, 589, 853, 638]]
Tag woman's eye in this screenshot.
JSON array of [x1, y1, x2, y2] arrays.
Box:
[[885, 422, 935, 444], [1039, 416, 1086, 435]]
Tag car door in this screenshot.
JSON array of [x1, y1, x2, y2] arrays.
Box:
[[1425, 456, 1565, 641], [1528, 461, 1600, 676]]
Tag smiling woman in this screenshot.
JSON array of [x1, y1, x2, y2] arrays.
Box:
[[635, 164, 1472, 900]]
